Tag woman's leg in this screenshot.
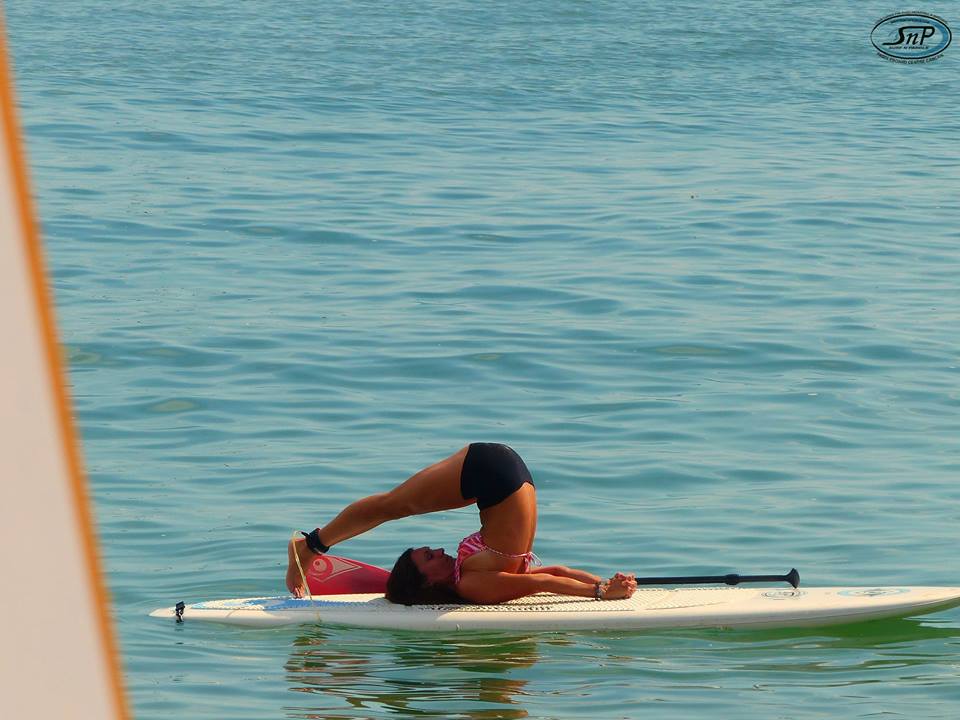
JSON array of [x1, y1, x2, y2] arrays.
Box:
[[286, 445, 473, 595], [316, 444, 473, 546]]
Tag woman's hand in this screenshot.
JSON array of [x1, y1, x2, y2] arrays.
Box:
[[602, 572, 637, 599]]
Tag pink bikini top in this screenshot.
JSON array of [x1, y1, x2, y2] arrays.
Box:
[[453, 530, 541, 584]]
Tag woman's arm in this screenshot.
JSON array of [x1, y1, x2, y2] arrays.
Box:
[[528, 565, 602, 584], [456, 570, 602, 604]]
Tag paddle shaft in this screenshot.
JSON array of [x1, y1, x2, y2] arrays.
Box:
[[633, 568, 800, 588]]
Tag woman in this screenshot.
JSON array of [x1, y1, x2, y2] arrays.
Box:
[[287, 443, 637, 604]]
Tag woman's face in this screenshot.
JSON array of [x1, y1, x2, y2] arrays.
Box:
[[411, 546, 455, 585]]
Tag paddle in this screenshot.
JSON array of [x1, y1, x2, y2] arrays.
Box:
[[632, 568, 800, 588]]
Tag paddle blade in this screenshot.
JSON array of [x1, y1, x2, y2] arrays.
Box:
[[305, 554, 390, 595]]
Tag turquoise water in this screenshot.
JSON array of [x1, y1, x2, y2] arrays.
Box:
[[7, 0, 960, 717]]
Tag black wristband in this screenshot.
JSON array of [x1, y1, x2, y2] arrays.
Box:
[[300, 529, 330, 554]]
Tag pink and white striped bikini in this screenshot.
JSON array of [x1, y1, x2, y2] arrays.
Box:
[[453, 530, 541, 584]]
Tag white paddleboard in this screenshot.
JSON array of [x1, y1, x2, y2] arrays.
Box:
[[151, 586, 960, 631]]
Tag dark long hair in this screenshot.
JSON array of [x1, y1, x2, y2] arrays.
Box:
[[386, 548, 464, 605]]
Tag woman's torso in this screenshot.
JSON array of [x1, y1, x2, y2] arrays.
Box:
[[458, 482, 537, 577]]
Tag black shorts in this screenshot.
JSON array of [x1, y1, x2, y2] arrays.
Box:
[[459, 442, 534, 510]]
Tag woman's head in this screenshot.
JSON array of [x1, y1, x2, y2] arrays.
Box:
[[386, 546, 460, 605]]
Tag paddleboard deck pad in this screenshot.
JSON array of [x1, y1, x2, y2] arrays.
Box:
[[151, 586, 960, 630]]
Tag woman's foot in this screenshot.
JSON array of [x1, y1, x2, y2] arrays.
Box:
[[603, 573, 637, 599], [286, 536, 316, 598]]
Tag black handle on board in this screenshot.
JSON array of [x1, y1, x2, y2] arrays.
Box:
[[633, 568, 800, 589]]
